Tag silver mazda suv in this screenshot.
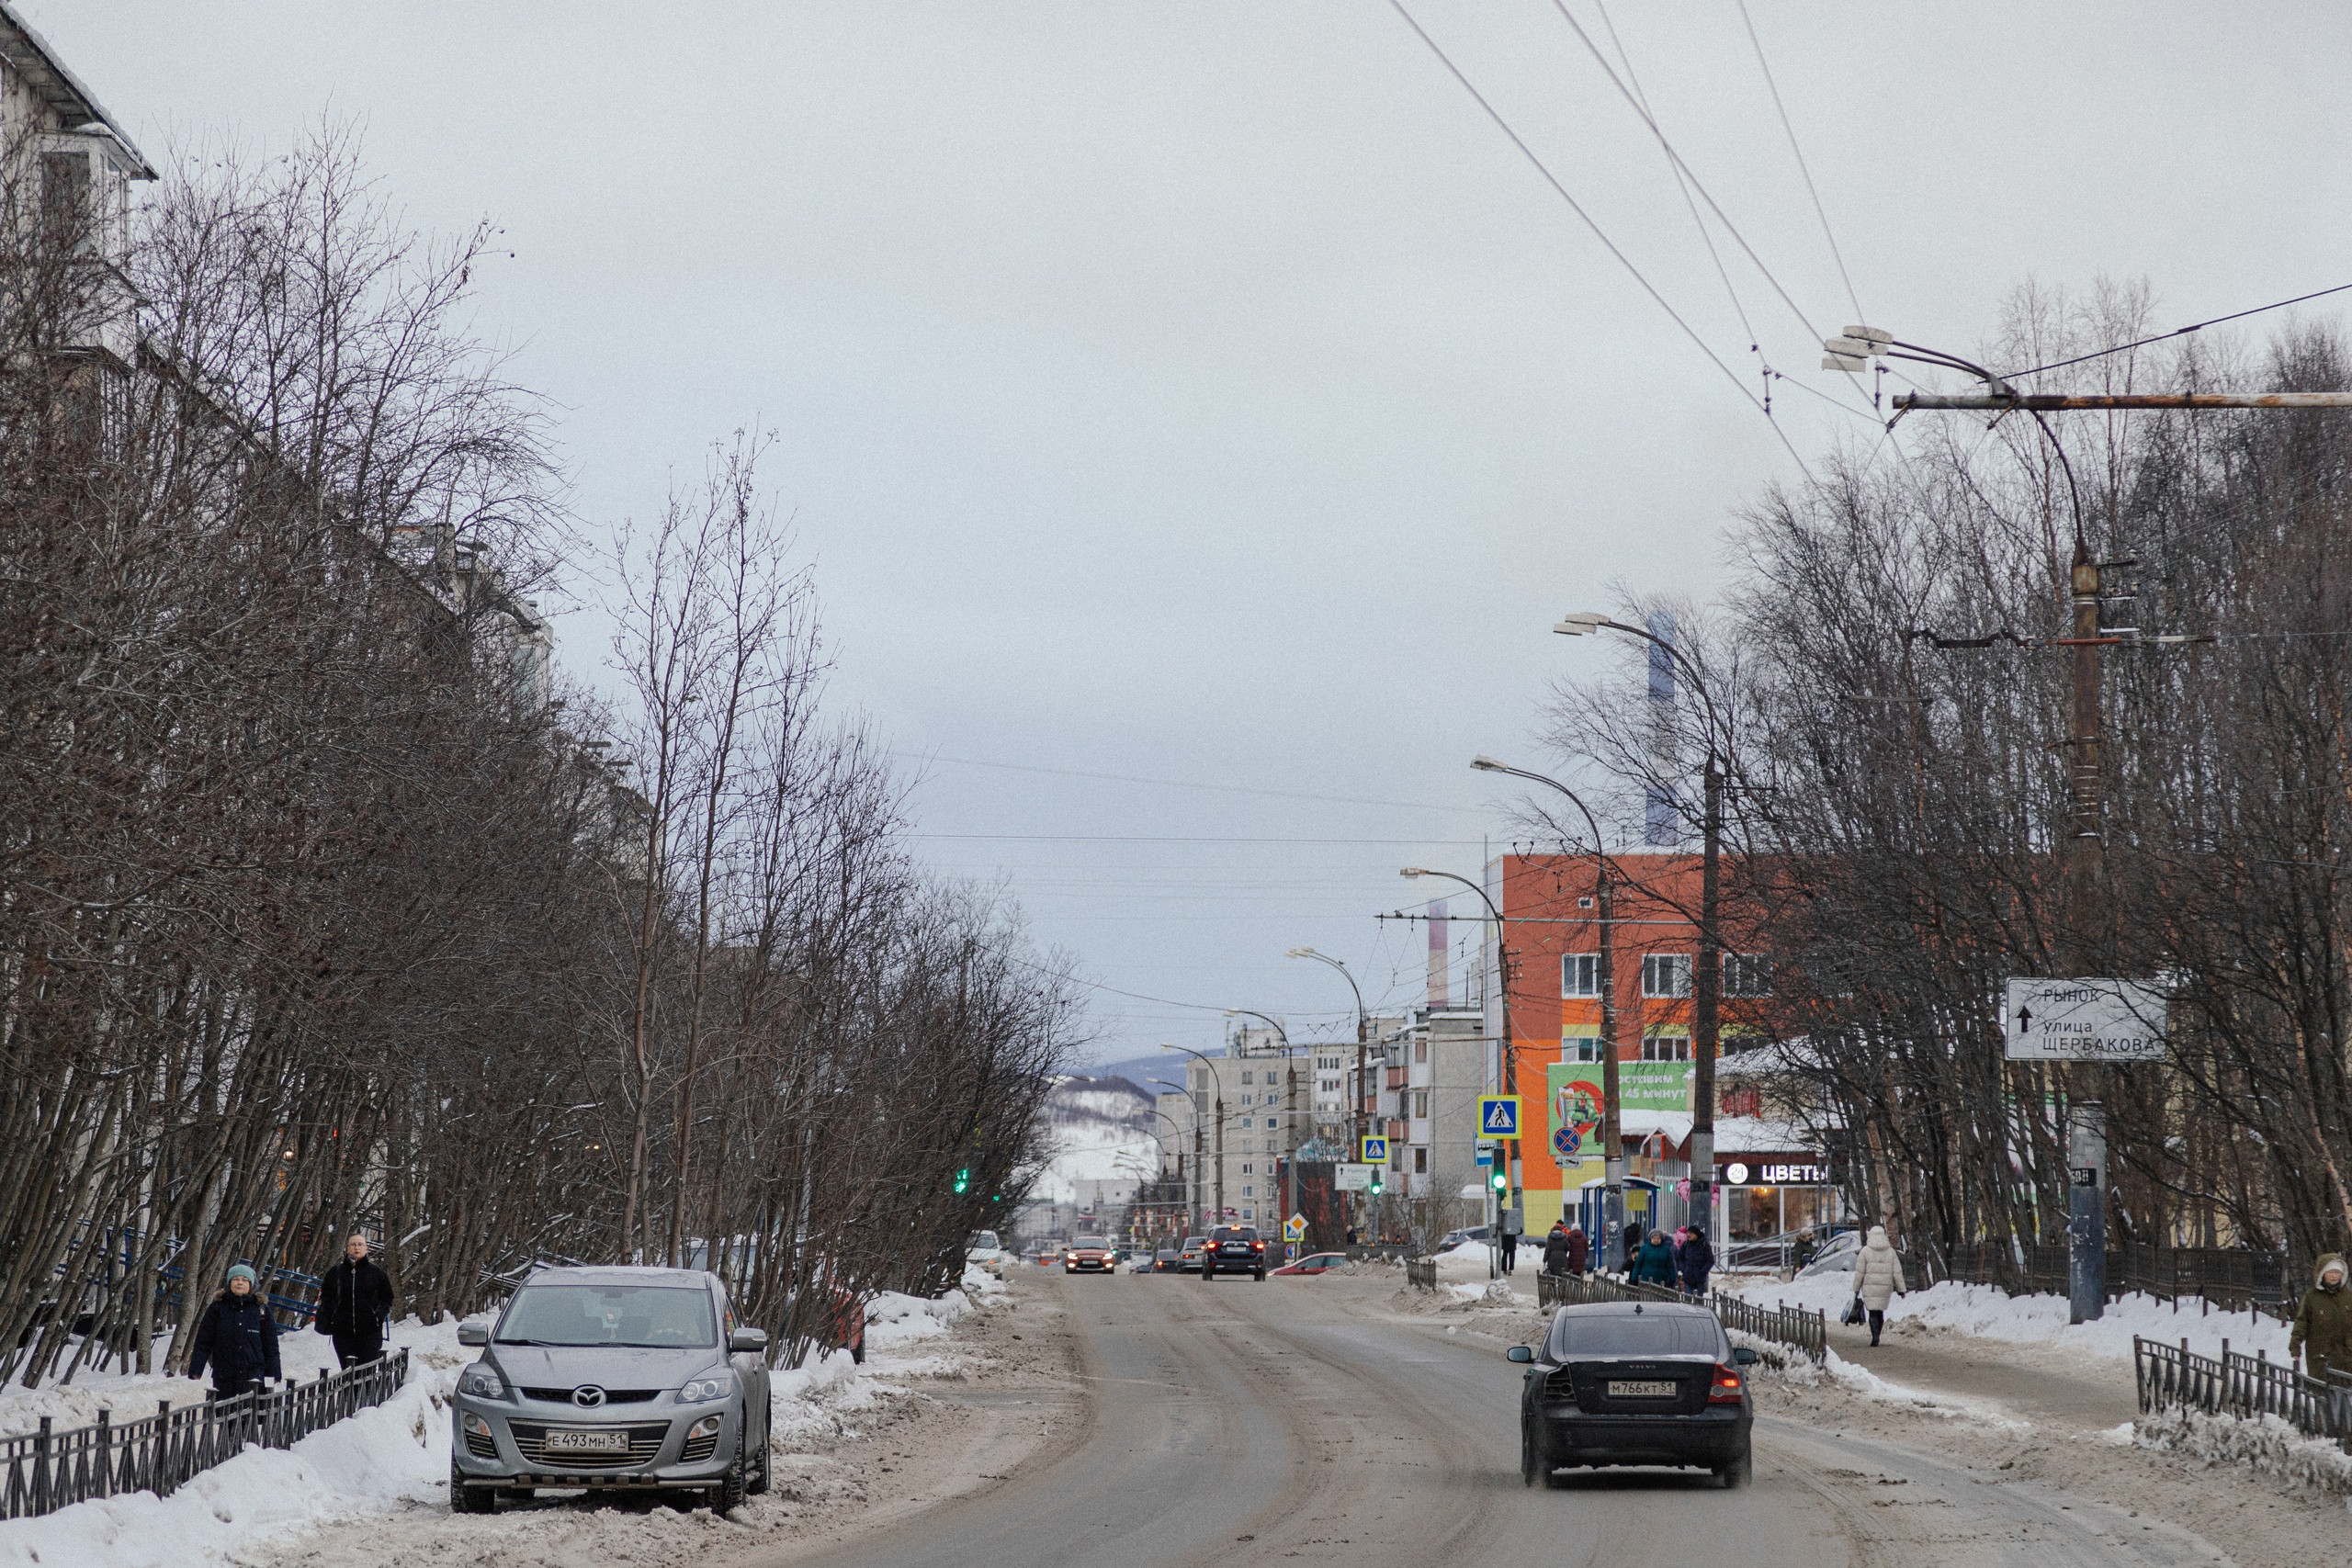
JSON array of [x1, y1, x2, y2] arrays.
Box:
[[449, 1264, 772, 1514]]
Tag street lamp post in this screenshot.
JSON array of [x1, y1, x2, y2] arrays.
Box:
[[1287, 947, 1373, 1237], [1159, 1045, 1227, 1231], [1463, 757, 1624, 1259], [1397, 866, 1515, 1277], [1555, 613, 1727, 1250], [1226, 1008, 1301, 1249]]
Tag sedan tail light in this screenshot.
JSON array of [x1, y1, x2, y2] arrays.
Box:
[[1709, 1365, 1744, 1404]]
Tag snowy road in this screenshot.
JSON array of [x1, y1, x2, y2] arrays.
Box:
[[763, 1272, 2233, 1568]]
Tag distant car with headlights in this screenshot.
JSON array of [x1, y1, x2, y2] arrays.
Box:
[[1201, 1224, 1266, 1281], [1270, 1251, 1348, 1277], [966, 1229, 1012, 1279], [450, 1265, 772, 1516], [1510, 1302, 1757, 1489], [1064, 1235, 1114, 1274], [1149, 1247, 1182, 1273]]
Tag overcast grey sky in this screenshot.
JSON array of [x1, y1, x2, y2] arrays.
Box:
[[37, 2, 2352, 1063]]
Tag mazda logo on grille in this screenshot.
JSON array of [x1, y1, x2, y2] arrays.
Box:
[[571, 1385, 606, 1408]]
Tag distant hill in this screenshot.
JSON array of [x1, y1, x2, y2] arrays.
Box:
[[1025, 1073, 1160, 1206], [1084, 1048, 1223, 1100]]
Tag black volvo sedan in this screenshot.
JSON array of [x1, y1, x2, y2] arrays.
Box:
[[1507, 1301, 1758, 1488]]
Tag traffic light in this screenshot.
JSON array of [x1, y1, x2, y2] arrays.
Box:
[[953, 1167, 971, 1195], [1369, 1169, 1383, 1195], [1490, 1167, 1508, 1193]]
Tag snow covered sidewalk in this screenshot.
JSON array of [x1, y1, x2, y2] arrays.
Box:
[[0, 1265, 1016, 1568], [1729, 1271, 2292, 1367]]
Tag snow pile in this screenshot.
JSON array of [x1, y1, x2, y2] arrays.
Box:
[[1817, 1348, 2027, 1430], [864, 1288, 972, 1352], [1432, 1242, 1498, 1282], [2136, 1406, 2352, 1495], [0, 1314, 469, 1568], [0, 1338, 208, 1440], [1731, 1274, 2292, 1364]]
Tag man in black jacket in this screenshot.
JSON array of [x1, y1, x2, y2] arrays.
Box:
[[313, 1235, 395, 1368]]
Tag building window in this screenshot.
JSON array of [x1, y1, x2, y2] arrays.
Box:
[[1241, 1071, 1254, 1085], [1577, 895, 1594, 908], [1413, 1089, 1429, 1118], [1241, 1164, 1252, 1175], [1414, 1039, 1428, 1063], [1414, 1147, 1429, 1173], [1641, 953, 1691, 998], [1242, 1207, 1254, 1220], [1641, 1034, 1691, 1062], [1564, 1036, 1602, 1063], [1724, 953, 1773, 998], [1242, 1185, 1253, 1197], [1564, 953, 1600, 997]]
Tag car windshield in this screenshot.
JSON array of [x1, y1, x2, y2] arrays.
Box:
[[1182, 1236, 1204, 1248], [967, 1231, 1000, 1251], [1547, 1312, 1725, 1360], [497, 1283, 718, 1348], [1075, 1236, 1107, 1249], [1213, 1227, 1258, 1242]]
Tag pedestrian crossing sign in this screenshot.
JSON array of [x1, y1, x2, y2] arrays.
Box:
[[1360, 1134, 1389, 1163], [1478, 1096, 1521, 1137]]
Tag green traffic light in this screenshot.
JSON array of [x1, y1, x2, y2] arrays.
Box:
[[953, 1167, 971, 1194]]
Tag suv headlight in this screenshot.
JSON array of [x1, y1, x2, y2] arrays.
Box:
[[458, 1362, 509, 1398], [678, 1372, 736, 1403]]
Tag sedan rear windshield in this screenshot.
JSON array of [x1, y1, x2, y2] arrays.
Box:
[[498, 1283, 718, 1348], [1546, 1313, 1725, 1360], [1213, 1226, 1259, 1242]]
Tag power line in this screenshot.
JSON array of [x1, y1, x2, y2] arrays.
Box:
[[1385, 0, 1818, 485], [2005, 283, 2352, 380], [1733, 0, 1864, 326]]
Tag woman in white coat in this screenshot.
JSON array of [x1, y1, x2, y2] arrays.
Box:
[[1850, 1224, 1906, 1347]]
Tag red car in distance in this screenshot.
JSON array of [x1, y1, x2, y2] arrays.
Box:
[[1063, 1235, 1114, 1274], [1270, 1251, 1348, 1277]]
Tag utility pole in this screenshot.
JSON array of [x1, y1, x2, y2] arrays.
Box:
[[1288, 949, 1366, 1238], [1829, 327, 2291, 1322], [1690, 758, 1722, 1247]]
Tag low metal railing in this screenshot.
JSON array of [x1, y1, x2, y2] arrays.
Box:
[[1535, 1269, 1827, 1362], [1, 1348, 409, 1520], [2134, 1335, 2352, 1451], [1405, 1257, 1437, 1291]]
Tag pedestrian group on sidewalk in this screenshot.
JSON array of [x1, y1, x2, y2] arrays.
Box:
[[186, 1234, 395, 1404]]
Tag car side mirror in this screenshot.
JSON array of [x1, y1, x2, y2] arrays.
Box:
[[1733, 1346, 1760, 1366], [1506, 1345, 1534, 1363], [729, 1326, 770, 1353], [458, 1319, 490, 1348]]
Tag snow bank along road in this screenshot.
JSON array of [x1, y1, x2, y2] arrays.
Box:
[[762, 1271, 2237, 1568]]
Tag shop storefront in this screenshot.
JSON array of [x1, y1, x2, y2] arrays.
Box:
[[1719, 1154, 1840, 1240]]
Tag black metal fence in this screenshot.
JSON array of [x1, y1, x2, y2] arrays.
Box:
[[1, 1348, 410, 1520], [1405, 1258, 1437, 1291], [2133, 1335, 2351, 1451], [1535, 1269, 1827, 1363], [1922, 1243, 2289, 1320]]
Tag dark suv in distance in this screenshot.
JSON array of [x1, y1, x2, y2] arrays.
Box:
[[1201, 1224, 1266, 1280], [1508, 1302, 1758, 1488]]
